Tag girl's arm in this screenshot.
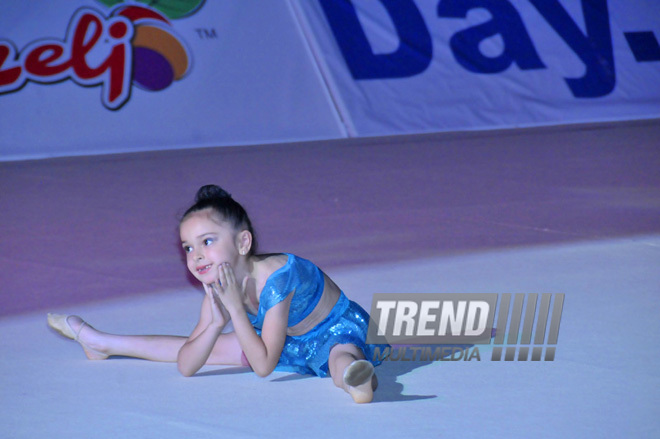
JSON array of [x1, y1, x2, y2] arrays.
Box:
[[176, 285, 229, 377], [216, 263, 290, 377], [229, 293, 291, 377]]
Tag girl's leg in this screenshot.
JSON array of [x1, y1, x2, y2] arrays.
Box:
[[328, 343, 377, 404], [57, 315, 242, 366]]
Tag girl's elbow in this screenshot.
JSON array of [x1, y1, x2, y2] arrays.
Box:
[[252, 361, 276, 378], [178, 363, 196, 377], [176, 351, 198, 377], [254, 369, 272, 378], [253, 368, 270, 378]]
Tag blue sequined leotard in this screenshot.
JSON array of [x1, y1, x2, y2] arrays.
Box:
[[246, 253, 385, 377]]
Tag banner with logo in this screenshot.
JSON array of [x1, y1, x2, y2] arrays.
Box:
[[0, 0, 344, 160], [2, 1, 659, 161], [292, 0, 660, 136]]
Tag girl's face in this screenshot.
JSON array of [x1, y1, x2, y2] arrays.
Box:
[[180, 209, 241, 284]]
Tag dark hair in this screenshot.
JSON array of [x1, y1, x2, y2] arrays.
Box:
[[181, 185, 257, 255]]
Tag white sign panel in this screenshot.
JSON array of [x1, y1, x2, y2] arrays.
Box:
[[0, 0, 344, 160], [293, 0, 660, 136]]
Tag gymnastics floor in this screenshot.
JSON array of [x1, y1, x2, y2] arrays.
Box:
[[1, 119, 659, 438]]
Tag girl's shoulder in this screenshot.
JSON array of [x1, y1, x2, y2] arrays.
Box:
[[254, 253, 290, 280], [255, 253, 320, 294], [251, 253, 322, 316], [251, 254, 294, 314], [257, 253, 318, 280]]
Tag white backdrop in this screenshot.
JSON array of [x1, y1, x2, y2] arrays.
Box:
[[1, 0, 659, 160]]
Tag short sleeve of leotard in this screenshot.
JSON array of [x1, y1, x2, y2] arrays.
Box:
[[259, 255, 298, 311], [250, 254, 324, 329]]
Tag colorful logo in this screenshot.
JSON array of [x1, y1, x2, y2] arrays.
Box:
[[119, 5, 190, 92], [0, 1, 204, 110]]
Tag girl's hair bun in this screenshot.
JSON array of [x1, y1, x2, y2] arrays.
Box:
[[182, 184, 258, 256], [195, 184, 231, 202]]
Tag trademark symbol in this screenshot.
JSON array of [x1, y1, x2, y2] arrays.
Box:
[[195, 28, 217, 39]]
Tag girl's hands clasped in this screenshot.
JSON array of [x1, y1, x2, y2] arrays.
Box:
[[203, 282, 230, 328], [212, 262, 250, 315]]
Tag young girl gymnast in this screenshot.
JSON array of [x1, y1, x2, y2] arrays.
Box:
[[48, 184, 384, 403]]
